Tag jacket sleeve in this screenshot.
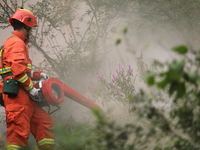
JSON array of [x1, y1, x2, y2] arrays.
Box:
[[26, 58, 43, 81], [8, 41, 34, 91], [32, 71, 42, 81]]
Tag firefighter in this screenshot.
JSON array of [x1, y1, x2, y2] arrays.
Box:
[[0, 8, 55, 150]]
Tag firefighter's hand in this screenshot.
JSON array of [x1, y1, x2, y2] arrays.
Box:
[[29, 88, 40, 99], [40, 73, 50, 79]]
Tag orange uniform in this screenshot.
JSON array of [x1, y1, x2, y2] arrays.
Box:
[[0, 30, 55, 149]]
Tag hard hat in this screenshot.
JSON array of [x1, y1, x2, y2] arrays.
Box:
[[9, 8, 37, 27]]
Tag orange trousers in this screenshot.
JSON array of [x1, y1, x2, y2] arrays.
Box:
[[3, 86, 55, 150]]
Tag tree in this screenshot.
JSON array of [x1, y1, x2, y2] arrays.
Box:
[[128, 0, 200, 48], [0, 0, 123, 90]]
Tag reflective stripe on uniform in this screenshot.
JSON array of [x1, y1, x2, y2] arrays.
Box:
[[27, 64, 32, 69], [6, 145, 21, 150], [17, 74, 28, 83], [0, 50, 32, 74], [24, 81, 33, 91], [0, 67, 11, 74], [38, 138, 55, 147], [0, 49, 11, 74], [0, 66, 32, 75], [0, 49, 2, 57]]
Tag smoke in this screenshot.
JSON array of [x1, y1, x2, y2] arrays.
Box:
[[47, 0, 190, 123], [0, 1, 196, 147], [80, 1, 192, 125]]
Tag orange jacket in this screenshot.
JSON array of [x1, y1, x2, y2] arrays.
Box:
[[0, 30, 42, 91]]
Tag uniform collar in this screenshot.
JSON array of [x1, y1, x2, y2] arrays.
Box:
[[12, 30, 29, 44]]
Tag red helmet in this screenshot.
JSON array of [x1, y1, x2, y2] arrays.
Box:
[[9, 8, 37, 27]]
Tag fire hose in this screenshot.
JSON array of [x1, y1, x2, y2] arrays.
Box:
[[32, 77, 100, 114]]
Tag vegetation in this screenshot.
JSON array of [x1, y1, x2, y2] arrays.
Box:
[[0, 0, 200, 150]]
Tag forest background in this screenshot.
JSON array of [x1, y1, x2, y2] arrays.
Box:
[[0, 0, 200, 149]]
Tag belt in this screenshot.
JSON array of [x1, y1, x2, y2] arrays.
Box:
[[1, 72, 31, 79]]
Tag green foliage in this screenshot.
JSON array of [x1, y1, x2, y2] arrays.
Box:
[[154, 58, 186, 99], [144, 45, 200, 149], [172, 45, 188, 55], [145, 71, 155, 86], [54, 122, 91, 150], [85, 109, 136, 150], [115, 38, 121, 45], [123, 27, 128, 35], [87, 43, 200, 149]]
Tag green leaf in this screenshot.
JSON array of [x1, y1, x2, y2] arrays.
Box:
[[172, 45, 188, 54], [167, 60, 185, 81], [188, 72, 198, 82], [177, 82, 186, 98], [171, 60, 185, 71], [197, 78, 200, 86], [183, 71, 198, 86], [146, 74, 155, 86], [169, 82, 177, 96], [169, 81, 185, 99], [123, 27, 128, 35], [116, 38, 121, 45], [157, 79, 168, 88]]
